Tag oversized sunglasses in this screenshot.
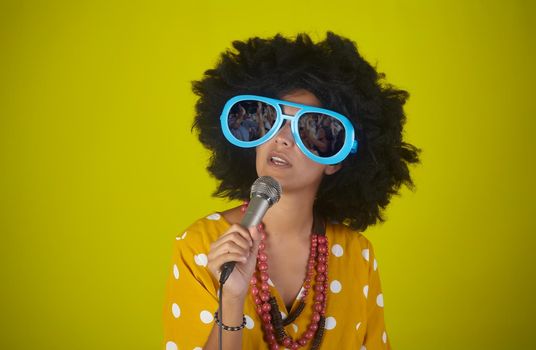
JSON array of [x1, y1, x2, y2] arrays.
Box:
[[220, 95, 358, 165]]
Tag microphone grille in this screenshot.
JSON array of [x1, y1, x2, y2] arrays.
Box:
[[250, 176, 282, 206]]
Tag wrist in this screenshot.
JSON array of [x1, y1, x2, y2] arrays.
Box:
[[221, 293, 247, 306], [218, 295, 247, 330], [214, 311, 246, 331]]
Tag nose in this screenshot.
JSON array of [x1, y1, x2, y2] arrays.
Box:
[[274, 120, 295, 147]]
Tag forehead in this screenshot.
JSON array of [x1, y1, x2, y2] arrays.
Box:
[[278, 89, 322, 115]]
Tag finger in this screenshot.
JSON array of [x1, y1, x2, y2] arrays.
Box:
[[208, 240, 250, 261], [214, 225, 253, 248], [209, 253, 247, 273], [222, 230, 253, 250], [211, 232, 252, 255], [229, 224, 254, 245]]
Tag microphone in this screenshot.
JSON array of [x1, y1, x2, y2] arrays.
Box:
[[219, 176, 282, 284]]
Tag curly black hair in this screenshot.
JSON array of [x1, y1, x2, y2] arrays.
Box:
[[191, 31, 421, 232]]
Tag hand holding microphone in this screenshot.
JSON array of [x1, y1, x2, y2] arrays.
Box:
[[206, 176, 282, 300], [207, 223, 261, 301]]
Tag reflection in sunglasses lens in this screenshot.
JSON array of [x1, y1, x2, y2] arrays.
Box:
[[228, 101, 277, 142], [298, 113, 345, 157], [227, 101, 346, 158]]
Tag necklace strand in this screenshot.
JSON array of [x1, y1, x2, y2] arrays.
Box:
[[243, 202, 328, 349]]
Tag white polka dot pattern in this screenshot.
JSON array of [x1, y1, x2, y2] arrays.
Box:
[[325, 316, 336, 330], [330, 280, 342, 293], [206, 213, 221, 220], [361, 248, 369, 262], [245, 314, 254, 329], [331, 244, 344, 257], [172, 303, 180, 318], [376, 293, 384, 307], [200, 310, 213, 324], [194, 254, 208, 267], [163, 216, 390, 349], [165, 341, 177, 350], [176, 231, 188, 240]]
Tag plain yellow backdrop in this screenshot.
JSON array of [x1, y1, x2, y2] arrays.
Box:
[[1, 0, 535, 349]]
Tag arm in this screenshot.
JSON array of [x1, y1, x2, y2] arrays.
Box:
[[163, 222, 261, 350], [163, 228, 218, 350], [202, 295, 247, 350], [204, 224, 261, 349]]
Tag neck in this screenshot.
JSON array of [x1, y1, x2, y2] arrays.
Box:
[[261, 187, 317, 242]]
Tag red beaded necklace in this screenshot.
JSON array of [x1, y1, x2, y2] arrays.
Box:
[[242, 202, 329, 350]]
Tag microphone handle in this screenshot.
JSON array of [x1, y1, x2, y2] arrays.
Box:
[[219, 195, 271, 284]]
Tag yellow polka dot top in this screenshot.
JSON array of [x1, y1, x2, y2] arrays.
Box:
[[163, 213, 392, 350]]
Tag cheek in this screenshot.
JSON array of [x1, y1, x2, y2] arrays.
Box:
[[300, 151, 323, 169], [255, 144, 267, 174], [300, 155, 328, 179]]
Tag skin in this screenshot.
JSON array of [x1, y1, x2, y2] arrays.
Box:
[[204, 89, 342, 350]]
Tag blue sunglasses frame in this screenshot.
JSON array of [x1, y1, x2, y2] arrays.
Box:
[[220, 95, 358, 165]]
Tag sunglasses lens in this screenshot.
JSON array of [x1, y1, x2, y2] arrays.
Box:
[[227, 100, 277, 142], [298, 113, 346, 157]]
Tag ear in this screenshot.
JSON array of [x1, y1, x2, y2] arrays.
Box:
[[324, 163, 342, 175]]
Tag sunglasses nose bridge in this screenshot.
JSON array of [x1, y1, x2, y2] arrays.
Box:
[[280, 113, 295, 119], [273, 114, 296, 146], [279, 114, 297, 132]]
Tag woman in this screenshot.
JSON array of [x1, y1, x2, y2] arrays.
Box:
[[163, 32, 421, 350]]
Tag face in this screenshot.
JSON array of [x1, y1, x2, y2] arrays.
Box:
[[255, 89, 342, 195]]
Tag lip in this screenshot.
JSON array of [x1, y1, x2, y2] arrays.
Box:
[[268, 151, 292, 167]]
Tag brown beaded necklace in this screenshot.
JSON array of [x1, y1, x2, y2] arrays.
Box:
[[244, 202, 328, 350]]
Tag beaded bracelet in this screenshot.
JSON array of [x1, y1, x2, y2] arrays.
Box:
[[214, 311, 246, 331]]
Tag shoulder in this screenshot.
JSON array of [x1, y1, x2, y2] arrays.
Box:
[[173, 212, 230, 255], [327, 221, 373, 252], [326, 222, 377, 267], [325, 222, 380, 297]]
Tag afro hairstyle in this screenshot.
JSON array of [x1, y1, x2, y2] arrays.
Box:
[[191, 31, 421, 232]]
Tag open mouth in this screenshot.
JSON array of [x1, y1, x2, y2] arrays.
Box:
[[269, 155, 291, 167]]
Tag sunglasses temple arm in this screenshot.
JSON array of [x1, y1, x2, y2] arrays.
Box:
[[350, 140, 358, 154]]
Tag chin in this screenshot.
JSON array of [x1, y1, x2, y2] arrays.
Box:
[[257, 168, 281, 181]]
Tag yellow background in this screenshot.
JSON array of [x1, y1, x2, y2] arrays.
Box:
[[1, 0, 535, 349]]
